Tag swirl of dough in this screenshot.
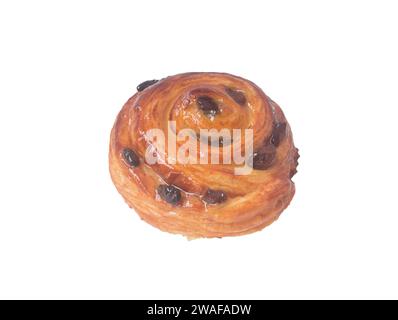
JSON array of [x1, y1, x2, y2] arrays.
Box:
[[109, 72, 299, 238]]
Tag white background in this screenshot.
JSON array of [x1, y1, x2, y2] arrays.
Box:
[[0, 0, 397, 299]]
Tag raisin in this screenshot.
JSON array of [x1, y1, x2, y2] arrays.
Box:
[[137, 79, 158, 92], [203, 189, 227, 204], [122, 148, 140, 167], [225, 87, 246, 105], [197, 96, 219, 117], [157, 185, 181, 205]]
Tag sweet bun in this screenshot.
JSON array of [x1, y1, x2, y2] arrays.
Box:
[[109, 72, 299, 238]]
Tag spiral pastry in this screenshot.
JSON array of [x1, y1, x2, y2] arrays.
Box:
[[109, 72, 299, 238]]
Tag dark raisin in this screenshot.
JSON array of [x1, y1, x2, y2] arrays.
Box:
[[122, 148, 140, 167], [137, 79, 158, 92], [225, 87, 246, 106], [157, 185, 181, 205], [197, 96, 219, 116], [251, 144, 276, 170], [270, 123, 287, 147], [203, 189, 227, 204]]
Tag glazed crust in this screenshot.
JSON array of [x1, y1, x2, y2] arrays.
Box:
[[109, 72, 298, 238]]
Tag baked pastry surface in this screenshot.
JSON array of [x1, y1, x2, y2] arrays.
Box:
[[109, 72, 299, 238]]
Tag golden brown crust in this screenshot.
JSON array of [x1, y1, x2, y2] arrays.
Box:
[[109, 72, 298, 238]]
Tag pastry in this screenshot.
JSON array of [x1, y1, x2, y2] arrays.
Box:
[[109, 72, 299, 238]]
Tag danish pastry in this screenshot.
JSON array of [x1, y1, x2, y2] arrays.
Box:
[[109, 72, 299, 238]]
